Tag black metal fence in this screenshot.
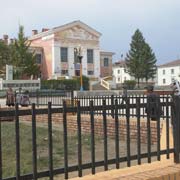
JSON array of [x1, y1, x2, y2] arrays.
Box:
[[15, 90, 74, 107], [74, 94, 172, 118], [0, 95, 179, 180]]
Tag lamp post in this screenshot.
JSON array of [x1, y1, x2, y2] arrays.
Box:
[[74, 46, 83, 91]]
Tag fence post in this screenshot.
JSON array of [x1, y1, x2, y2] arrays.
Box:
[[111, 95, 114, 118], [173, 96, 180, 163], [71, 90, 74, 107], [63, 100, 68, 179], [36, 89, 39, 107]]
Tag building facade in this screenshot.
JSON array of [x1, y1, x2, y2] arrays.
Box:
[[157, 59, 180, 86], [29, 21, 114, 80], [112, 60, 131, 84], [100, 51, 114, 77]]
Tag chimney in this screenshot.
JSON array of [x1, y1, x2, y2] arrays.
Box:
[[32, 30, 38, 36], [3, 34, 8, 44], [42, 28, 49, 32]]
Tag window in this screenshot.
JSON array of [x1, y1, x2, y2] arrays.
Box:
[[88, 71, 94, 75], [163, 78, 166, 84], [118, 70, 120, 74], [61, 70, 68, 75], [118, 78, 120, 82], [35, 54, 42, 64], [124, 77, 126, 81], [87, 49, 93, 63], [61, 47, 68, 62], [171, 69, 174, 74], [163, 69, 165, 75], [124, 68, 127, 73], [104, 58, 109, 67]]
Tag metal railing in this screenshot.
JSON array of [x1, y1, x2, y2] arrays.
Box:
[[15, 90, 74, 107], [74, 94, 172, 118], [0, 95, 177, 179]]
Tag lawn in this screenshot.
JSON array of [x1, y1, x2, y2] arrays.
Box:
[[1, 121, 95, 179], [1, 120, 158, 179]]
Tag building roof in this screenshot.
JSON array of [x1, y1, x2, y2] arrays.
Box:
[[29, 20, 102, 40], [100, 50, 115, 55], [158, 59, 180, 68], [113, 60, 126, 67]]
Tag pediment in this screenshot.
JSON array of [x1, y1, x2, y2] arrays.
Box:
[[55, 25, 99, 41], [29, 20, 101, 41]]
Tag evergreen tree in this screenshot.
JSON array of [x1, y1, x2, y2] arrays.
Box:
[[125, 29, 146, 87], [125, 29, 157, 87], [142, 43, 157, 83], [12, 25, 39, 79]]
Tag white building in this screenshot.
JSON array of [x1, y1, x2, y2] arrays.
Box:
[[113, 60, 131, 84], [157, 59, 180, 86]]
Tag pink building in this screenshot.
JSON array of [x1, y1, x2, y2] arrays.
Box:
[[29, 21, 114, 80]]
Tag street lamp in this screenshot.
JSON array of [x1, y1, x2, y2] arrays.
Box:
[[74, 46, 83, 91]]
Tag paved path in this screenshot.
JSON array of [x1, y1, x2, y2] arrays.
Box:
[[70, 159, 179, 180]]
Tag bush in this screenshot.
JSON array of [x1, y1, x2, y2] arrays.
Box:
[[41, 76, 89, 90], [123, 80, 136, 90]]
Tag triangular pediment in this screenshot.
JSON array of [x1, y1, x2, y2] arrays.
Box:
[[29, 20, 101, 41], [55, 25, 99, 41]]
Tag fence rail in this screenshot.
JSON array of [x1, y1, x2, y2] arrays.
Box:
[[0, 95, 177, 179]]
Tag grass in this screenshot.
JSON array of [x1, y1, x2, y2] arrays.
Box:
[[1, 121, 96, 179]]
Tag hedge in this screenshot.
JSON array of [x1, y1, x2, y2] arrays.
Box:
[[41, 76, 89, 90]]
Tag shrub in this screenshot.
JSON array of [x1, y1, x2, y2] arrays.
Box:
[[123, 80, 136, 90], [41, 76, 89, 90]]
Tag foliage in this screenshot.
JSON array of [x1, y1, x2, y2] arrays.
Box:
[[123, 80, 136, 90], [41, 76, 89, 90], [141, 43, 157, 82], [12, 25, 39, 79], [125, 29, 157, 87]]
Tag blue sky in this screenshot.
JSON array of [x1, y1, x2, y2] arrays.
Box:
[[0, 0, 180, 65]]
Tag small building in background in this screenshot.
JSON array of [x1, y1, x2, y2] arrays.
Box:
[[157, 59, 180, 86], [100, 51, 114, 78], [113, 60, 131, 84]]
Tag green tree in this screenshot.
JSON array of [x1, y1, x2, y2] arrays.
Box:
[[125, 29, 157, 87], [12, 25, 39, 79], [142, 43, 157, 83]]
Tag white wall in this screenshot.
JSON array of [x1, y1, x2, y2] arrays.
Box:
[[157, 66, 180, 86], [113, 66, 131, 84], [53, 44, 100, 78]]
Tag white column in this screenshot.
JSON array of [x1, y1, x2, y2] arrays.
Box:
[[94, 49, 100, 77], [52, 41, 61, 77], [68, 47, 75, 77], [82, 48, 87, 76]]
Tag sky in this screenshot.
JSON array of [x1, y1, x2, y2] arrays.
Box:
[[0, 0, 180, 65]]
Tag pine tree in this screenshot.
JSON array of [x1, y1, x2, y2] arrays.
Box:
[[125, 29, 157, 87], [141, 43, 157, 83], [12, 25, 39, 79], [125, 29, 146, 87]]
